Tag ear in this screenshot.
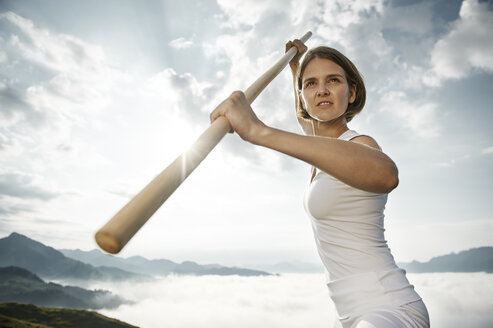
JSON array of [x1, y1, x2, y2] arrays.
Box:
[[349, 84, 357, 104]]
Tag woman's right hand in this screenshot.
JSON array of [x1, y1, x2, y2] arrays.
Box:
[[285, 39, 307, 71]]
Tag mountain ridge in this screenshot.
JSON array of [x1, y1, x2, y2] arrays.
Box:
[[0, 266, 128, 310], [2, 232, 491, 275], [61, 248, 272, 277], [0, 232, 271, 279], [398, 246, 493, 273], [0, 233, 147, 283], [64, 246, 493, 274]]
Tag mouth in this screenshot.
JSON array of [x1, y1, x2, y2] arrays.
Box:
[[317, 100, 333, 107]]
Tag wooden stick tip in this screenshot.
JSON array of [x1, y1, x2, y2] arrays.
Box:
[[95, 230, 123, 254]]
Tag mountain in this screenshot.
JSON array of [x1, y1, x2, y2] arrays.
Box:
[[0, 233, 148, 282], [0, 302, 137, 328], [399, 247, 493, 273], [61, 248, 271, 277], [60, 249, 175, 276], [247, 261, 324, 274], [0, 266, 129, 310]]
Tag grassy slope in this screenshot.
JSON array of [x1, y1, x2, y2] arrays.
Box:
[[0, 302, 138, 328]]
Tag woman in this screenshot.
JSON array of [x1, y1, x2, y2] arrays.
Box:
[[210, 39, 430, 328]]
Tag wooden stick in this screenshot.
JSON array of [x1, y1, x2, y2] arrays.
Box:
[[95, 31, 312, 254]]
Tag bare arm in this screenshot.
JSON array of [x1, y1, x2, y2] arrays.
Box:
[[253, 126, 398, 193], [210, 92, 399, 194]]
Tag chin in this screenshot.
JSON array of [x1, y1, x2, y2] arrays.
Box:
[[308, 110, 346, 123], [311, 115, 343, 123]]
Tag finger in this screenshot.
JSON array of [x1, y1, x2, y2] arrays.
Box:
[[292, 40, 307, 53], [285, 40, 293, 52], [230, 90, 246, 103], [209, 97, 228, 123], [210, 97, 235, 133]]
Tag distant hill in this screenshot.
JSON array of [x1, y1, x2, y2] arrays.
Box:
[[246, 261, 324, 274], [61, 248, 271, 277], [399, 247, 493, 273], [0, 302, 137, 328], [0, 232, 270, 279], [0, 233, 148, 282], [0, 266, 129, 310]]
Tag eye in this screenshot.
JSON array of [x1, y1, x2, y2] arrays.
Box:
[[304, 81, 315, 88], [328, 77, 340, 83]]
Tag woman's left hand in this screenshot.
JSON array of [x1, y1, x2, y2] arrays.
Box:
[[210, 91, 266, 144]]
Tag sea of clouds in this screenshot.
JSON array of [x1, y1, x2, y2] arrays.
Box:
[[87, 272, 493, 328]]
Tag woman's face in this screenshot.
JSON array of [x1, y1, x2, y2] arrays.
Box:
[[301, 57, 356, 123]]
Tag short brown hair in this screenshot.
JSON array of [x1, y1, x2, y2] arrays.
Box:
[[296, 47, 366, 122]]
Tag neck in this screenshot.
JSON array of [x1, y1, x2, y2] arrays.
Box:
[[312, 116, 348, 138]]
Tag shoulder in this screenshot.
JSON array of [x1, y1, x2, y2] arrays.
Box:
[[350, 135, 382, 151]]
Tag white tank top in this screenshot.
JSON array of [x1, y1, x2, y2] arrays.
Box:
[[304, 130, 421, 318]]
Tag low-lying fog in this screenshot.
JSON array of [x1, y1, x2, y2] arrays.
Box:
[[85, 272, 493, 328]]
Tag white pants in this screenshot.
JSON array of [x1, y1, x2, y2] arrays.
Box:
[[334, 300, 430, 328]]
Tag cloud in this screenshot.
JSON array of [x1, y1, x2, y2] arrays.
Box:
[[0, 12, 131, 186], [481, 147, 493, 155], [215, 0, 289, 29], [94, 274, 334, 328], [145, 68, 218, 125], [0, 204, 33, 216], [425, 0, 493, 86], [0, 172, 59, 200], [382, 2, 434, 37], [169, 37, 194, 49], [0, 11, 127, 130], [86, 272, 493, 328], [0, 82, 42, 127], [1, 11, 107, 76], [379, 91, 440, 138], [432, 153, 473, 168], [410, 272, 493, 328]]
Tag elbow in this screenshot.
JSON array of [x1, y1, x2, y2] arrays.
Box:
[[385, 174, 399, 193], [372, 163, 399, 194], [383, 165, 399, 193]]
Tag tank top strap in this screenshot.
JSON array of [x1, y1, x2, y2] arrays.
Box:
[[338, 129, 360, 141]]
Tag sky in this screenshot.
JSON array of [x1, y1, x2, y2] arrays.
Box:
[[0, 0, 492, 266]]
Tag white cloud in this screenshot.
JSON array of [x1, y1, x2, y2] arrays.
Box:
[[94, 274, 334, 328], [215, 0, 287, 29], [0, 171, 59, 200], [481, 147, 493, 155], [0, 11, 128, 123], [379, 91, 440, 138], [86, 272, 493, 328], [1, 11, 106, 75], [0, 12, 136, 232], [432, 154, 472, 168], [382, 2, 434, 36], [425, 0, 493, 86], [169, 37, 194, 49], [410, 273, 493, 328], [145, 68, 217, 124]]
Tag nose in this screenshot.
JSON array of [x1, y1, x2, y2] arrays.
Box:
[[316, 84, 329, 96]]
